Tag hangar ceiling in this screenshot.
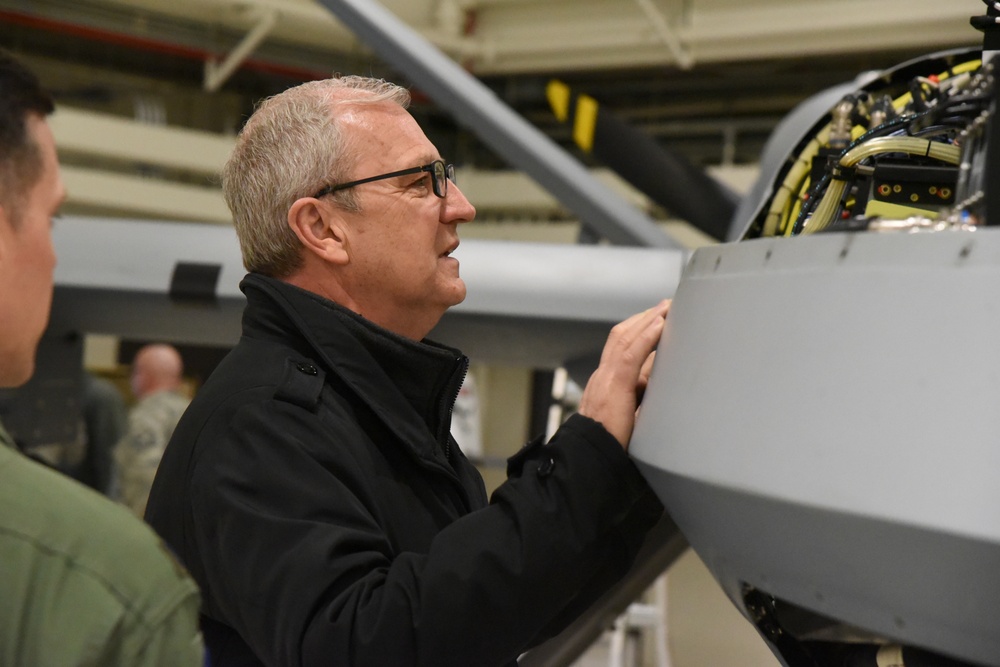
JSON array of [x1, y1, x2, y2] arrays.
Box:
[[0, 0, 984, 237]]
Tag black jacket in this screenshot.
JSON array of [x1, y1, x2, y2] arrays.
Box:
[[146, 273, 663, 667]]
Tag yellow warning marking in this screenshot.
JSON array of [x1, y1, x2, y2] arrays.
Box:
[[574, 94, 598, 153], [546, 80, 571, 122]]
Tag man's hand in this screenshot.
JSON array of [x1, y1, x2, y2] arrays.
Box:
[[577, 300, 670, 450]]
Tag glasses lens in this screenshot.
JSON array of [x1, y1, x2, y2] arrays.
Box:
[[430, 161, 447, 198]]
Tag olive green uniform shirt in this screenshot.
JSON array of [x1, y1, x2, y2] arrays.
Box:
[[0, 420, 204, 666]]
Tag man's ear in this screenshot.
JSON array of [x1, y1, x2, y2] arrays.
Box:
[[287, 197, 350, 265]]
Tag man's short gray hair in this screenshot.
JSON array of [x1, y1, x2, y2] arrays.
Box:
[[222, 75, 411, 277]]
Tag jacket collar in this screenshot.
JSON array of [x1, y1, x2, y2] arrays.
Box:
[[240, 273, 469, 462]]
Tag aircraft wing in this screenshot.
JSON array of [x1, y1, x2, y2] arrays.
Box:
[[49, 216, 683, 369]]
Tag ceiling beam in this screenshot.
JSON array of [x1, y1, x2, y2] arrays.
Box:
[[465, 0, 979, 74], [204, 7, 279, 92], [60, 166, 232, 222], [632, 0, 693, 69], [25, 0, 984, 77], [50, 107, 233, 175]]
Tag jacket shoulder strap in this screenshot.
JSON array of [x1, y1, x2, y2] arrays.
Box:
[[273, 357, 326, 411]]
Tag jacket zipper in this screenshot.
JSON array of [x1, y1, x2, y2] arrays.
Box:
[[438, 355, 469, 461]]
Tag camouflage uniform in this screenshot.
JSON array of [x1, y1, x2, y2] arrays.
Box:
[[0, 420, 204, 666], [115, 390, 190, 517]]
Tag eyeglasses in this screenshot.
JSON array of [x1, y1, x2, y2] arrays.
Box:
[[311, 160, 456, 200]]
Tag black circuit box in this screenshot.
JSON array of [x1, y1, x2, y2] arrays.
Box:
[[872, 161, 958, 206]]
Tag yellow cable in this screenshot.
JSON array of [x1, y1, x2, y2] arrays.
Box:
[[892, 59, 981, 111], [762, 130, 825, 237], [840, 136, 962, 167], [804, 137, 962, 233]]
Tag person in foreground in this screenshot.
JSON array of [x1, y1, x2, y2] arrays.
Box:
[[0, 50, 205, 665], [145, 74, 669, 667]]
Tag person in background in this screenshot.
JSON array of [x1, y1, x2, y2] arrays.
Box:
[[0, 49, 204, 666], [114, 343, 190, 516], [79, 371, 128, 494], [146, 74, 668, 667]]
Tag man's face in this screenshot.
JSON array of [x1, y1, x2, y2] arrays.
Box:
[[0, 115, 64, 388], [331, 103, 477, 339]]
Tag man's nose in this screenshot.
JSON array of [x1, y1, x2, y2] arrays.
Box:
[[442, 182, 476, 224]]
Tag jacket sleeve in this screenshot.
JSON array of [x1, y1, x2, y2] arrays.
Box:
[[191, 403, 662, 667], [504, 418, 666, 649]]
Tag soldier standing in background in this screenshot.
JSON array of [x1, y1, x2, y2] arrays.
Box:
[[114, 343, 190, 517]]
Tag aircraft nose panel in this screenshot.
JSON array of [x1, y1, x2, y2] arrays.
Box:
[[630, 230, 1000, 666]]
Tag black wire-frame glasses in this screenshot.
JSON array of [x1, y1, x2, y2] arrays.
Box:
[[311, 160, 456, 200]]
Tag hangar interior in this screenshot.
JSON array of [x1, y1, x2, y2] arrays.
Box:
[[0, 1, 988, 666]]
